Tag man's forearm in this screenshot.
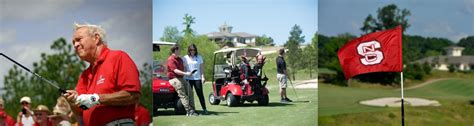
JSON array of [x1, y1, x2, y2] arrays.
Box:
[[98, 90, 140, 106], [173, 69, 188, 76]]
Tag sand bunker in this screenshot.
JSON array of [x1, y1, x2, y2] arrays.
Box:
[[360, 97, 441, 107], [294, 79, 318, 89]]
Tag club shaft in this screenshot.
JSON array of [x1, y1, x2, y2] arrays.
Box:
[[0, 53, 65, 93], [288, 78, 299, 100]]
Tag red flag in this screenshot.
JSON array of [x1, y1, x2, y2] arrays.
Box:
[[337, 26, 403, 80]]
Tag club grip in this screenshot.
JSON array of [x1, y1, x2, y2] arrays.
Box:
[[59, 88, 67, 94], [79, 105, 89, 110]]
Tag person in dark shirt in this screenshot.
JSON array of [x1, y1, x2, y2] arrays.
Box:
[[276, 49, 292, 103]]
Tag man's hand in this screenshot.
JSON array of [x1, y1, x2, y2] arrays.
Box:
[[76, 94, 100, 109], [64, 90, 78, 104]]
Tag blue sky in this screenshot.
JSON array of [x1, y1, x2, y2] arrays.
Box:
[[319, 0, 474, 42], [0, 0, 152, 94], [153, 0, 318, 46]]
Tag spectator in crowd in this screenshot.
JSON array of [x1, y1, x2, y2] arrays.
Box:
[[33, 105, 52, 126], [0, 98, 16, 126], [49, 106, 71, 126], [17, 96, 34, 126]]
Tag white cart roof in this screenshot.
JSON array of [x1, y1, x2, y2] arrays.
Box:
[[152, 41, 175, 45], [214, 48, 261, 57]]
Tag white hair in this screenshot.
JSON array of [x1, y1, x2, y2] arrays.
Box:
[[74, 23, 107, 44]]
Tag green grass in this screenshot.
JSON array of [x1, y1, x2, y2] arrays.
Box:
[[318, 68, 336, 74], [153, 52, 318, 126], [319, 78, 474, 125], [320, 100, 474, 126]]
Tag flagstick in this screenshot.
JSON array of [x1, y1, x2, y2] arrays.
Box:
[[401, 72, 405, 126]]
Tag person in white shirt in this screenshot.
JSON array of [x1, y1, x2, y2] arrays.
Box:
[[182, 44, 208, 115], [17, 96, 35, 126]]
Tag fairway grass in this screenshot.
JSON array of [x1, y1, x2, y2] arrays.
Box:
[[154, 86, 317, 126], [153, 52, 318, 126], [319, 78, 474, 125]]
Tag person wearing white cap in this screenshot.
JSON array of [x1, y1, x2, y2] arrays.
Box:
[[17, 96, 35, 126], [33, 105, 52, 126]]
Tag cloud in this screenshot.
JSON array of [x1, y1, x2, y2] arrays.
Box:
[[99, 8, 152, 70], [462, 0, 474, 15], [423, 22, 454, 34], [350, 20, 362, 33], [0, 40, 53, 94], [0, 29, 16, 45], [1, 0, 83, 20], [422, 22, 470, 42]]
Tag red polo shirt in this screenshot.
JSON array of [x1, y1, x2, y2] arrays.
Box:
[[167, 54, 184, 79], [0, 110, 16, 126], [75, 47, 141, 126]]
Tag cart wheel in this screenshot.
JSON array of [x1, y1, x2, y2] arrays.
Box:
[[226, 92, 240, 107], [258, 94, 269, 106], [209, 93, 220, 105]]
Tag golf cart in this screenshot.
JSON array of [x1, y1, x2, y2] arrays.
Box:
[[152, 41, 186, 115], [208, 48, 269, 107]]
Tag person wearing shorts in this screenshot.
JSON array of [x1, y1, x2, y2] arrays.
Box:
[[276, 49, 292, 103]]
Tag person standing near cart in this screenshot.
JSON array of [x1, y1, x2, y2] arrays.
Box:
[[183, 44, 208, 115], [276, 49, 292, 103], [167, 45, 199, 116]]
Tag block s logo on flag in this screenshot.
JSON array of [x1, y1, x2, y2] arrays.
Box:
[[338, 26, 403, 80], [357, 40, 384, 65]]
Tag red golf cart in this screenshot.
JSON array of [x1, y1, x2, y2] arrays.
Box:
[[208, 48, 269, 107], [152, 41, 186, 115]]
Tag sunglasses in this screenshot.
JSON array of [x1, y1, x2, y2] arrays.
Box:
[[21, 102, 29, 105], [34, 113, 43, 116]]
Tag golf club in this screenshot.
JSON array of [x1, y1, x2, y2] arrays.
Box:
[[0, 53, 66, 94], [288, 78, 300, 101], [1, 53, 93, 110]]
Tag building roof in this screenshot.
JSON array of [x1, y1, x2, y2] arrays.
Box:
[[414, 56, 474, 65], [214, 47, 261, 55], [207, 32, 257, 38], [233, 32, 258, 38], [444, 46, 465, 50], [207, 32, 236, 38], [206, 23, 258, 38]]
